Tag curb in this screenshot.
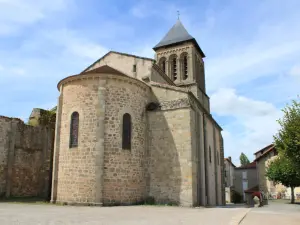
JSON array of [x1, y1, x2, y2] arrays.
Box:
[[229, 208, 251, 225]]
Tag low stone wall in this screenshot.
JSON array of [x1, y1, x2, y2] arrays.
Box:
[[0, 116, 54, 199]]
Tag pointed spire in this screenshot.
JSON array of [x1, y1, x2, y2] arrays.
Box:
[[153, 20, 194, 50], [153, 20, 205, 58]]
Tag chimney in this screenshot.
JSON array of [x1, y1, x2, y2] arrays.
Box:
[[228, 157, 232, 162]]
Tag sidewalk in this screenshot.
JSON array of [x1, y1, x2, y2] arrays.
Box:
[[240, 200, 300, 225]]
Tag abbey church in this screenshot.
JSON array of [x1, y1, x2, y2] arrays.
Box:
[[50, 20, 225, 207]]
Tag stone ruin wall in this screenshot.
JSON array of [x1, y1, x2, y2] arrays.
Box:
[[0, 115, 54, 199]]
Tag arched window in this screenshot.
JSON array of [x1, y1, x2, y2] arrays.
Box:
[[70, 112, 79, 148], [183, 55, 188, 80], [209, 146, 212, 163], [122, 113, 132, 150], [159, 57, 166, 74], [169, 55, 177, 81], [180, 53, 188, 80]]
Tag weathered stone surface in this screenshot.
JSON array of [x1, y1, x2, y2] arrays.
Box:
[[0, 116, 53, 198], [51, 39, 225, 207]]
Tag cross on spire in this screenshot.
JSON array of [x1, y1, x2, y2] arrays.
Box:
[[177, 10, 180, 20]]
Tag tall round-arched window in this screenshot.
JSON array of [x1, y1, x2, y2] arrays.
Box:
[[122, 113, 132, 150], [183, 55, 188, 80], [180, 53, 188, 80], [70, 112, 79, 148], [169, 55, 177, 81], [159, 57, 167, 74]]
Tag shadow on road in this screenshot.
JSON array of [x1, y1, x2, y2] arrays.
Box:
[[217, 203, 249, 208]]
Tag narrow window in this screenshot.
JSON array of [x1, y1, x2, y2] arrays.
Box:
[[122, 113, 131, 150], [162, 60, 166, 73], [70, 112, 79, 148], [159, 57, 167, 74], [217, 152, 219, 165], [183, 55, 188, 80], [172, 57, 177, 81], [133, 64, 137, 72], [209, 146, 212, 163]]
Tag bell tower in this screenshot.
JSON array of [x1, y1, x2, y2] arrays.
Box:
[[153, 19, 206, 93]]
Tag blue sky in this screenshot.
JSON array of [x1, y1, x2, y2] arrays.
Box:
[[1, 0, 300, 165]]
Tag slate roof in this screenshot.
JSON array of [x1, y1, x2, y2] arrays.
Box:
[[153, 20, 205, 57]]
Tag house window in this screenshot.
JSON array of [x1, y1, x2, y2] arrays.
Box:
[[209, 146, 212, 163], [70, 112, 79, 148], [225, 170, 227, 177], [242, 171, 247, 179], [122, 113, 132, 150], [133, 64, 137, 72]]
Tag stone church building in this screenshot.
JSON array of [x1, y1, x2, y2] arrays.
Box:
[[51, 20, 225, 207]]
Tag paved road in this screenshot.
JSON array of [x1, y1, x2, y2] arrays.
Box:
[[241, 200, 300, 225], [0, 203, 250, 225]]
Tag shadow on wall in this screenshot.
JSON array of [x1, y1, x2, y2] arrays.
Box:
[[146, 100, 183, 206]]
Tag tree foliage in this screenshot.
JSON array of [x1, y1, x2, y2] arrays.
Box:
[[266, 156, 300, 203], [239, 152, 250, 166], [274, 99, 300, 170], [28, 108, 56, 129]]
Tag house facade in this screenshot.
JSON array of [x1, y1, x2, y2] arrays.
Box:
[[234, 162, 257, 201]]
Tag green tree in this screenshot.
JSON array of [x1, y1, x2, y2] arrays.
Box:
[[274, 99, 300, 170], [239, 152, 250, 166], [266, 156, 300, 204]]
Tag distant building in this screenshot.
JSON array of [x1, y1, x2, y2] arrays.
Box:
[[234, 161, 257, 201], [224, 157, 236, 188], [224, 157, 236, 203], [254, 144, 278, 195]]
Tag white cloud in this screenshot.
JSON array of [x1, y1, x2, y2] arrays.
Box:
[[0, 0, 71, 35], [211, 88, 282, 165], [211, 88, 277, 118], [290, 65, 300, 77]]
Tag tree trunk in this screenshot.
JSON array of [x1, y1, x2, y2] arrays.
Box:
[[291, 187, 295, 204]]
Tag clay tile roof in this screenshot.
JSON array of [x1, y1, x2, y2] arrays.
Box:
[[81, 65, 128, 77], [254, 144, 274, 155], [254, 145, 277, 162], [236, 161, 256, 170]]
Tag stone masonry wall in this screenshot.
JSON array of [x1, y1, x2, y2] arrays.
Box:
[[56, 77, 104, 204], [103, 76, 150, 205], [55, 73, 150, 205], [86, 52, 154, 81], [0, 116, 53, 199], [148, 108, 193, 206]]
